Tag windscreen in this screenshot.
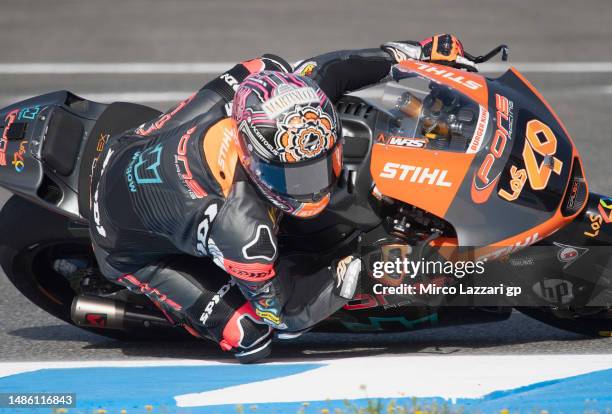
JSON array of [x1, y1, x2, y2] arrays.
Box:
[[374, 73, 489, 154]]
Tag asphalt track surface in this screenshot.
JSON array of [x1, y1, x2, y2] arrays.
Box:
[[0, 0, 611, 362]]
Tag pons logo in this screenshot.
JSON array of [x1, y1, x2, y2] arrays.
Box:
[[379, 162, 452, 187], [471, 94, 513, 204]]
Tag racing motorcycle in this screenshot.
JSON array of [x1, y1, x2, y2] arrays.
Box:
[[1, 45, 611, 344]]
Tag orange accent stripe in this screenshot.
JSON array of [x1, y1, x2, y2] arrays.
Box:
[[242, 59, 265, 74], [203, 118, 239, 197]]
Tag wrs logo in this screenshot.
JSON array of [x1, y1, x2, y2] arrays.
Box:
[[387, 137, 426, 148]]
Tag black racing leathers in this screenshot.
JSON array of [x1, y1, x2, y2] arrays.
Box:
[[89, 49, 395, 350]]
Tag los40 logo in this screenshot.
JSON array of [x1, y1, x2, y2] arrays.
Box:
[[583, 198, 612, 239], [498, 119, 564, 202], [599, 197, 612, 224]]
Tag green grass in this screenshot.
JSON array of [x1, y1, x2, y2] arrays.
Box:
[[46, 400, 600, 414]]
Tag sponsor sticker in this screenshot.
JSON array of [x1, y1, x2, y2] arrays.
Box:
[[466, 105, 489, 154], [387, 136, 427, 148], [255, 309, 282, 326], [18, 105, 41, 120], [295, 61, 317, 77], [93, 148, 115, 237], [0, 109, 19, 166], [200, 279, 235, 324], [553, 242, 588, 269], [261, 85, 320, 118], [413, 62, 484, 91], [471, 94, 513, 204], [532, 279, 574, 305], [584, 211, 604, 238], [125, 144, 164, 192], [11, 140, 27, 172], [379, 162, 453, 187], [175, 126, 206, 199], [598, 197, 612, 223]]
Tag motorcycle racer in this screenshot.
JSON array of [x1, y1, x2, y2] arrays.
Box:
[[88, 34, 470, 362]]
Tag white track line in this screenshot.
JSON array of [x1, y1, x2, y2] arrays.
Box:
[[0, 358, 313, 379], [1, 62, 612, 74], [176, 354, 612, 407], [482, 62, 612, 73], [0, 89, 385, 104], [1, 355, 610, 407], [0, 63, 233, 74], [3, 84, 612, 106]]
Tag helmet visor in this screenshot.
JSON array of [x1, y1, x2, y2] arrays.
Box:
[[254, 144, 342, 201]]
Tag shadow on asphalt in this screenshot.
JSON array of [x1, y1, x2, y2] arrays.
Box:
[[7, 319, 590, 364]]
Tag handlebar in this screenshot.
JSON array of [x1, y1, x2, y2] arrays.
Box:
[[465, 44, 509, 64], [454, 44, 509, 72]]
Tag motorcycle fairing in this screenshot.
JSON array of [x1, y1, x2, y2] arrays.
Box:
[[393, 60, 489, 107], [0, 91, 105, 218], [371, 62, 587, 249], [0, 91, 161, 220]]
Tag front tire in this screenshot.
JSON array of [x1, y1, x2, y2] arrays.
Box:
[[518, 307, 612, 337]]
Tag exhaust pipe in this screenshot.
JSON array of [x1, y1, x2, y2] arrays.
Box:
[[71, 295, 172, 330]]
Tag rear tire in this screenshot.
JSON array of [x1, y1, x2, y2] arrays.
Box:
[[0, 195, 188, 341], [0, 195, 77, 324]]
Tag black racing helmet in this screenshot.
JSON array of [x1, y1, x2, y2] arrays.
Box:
[[231, 71, 342, 218]]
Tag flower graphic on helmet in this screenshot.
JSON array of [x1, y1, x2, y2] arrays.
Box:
[[274, 106, 335, 163]]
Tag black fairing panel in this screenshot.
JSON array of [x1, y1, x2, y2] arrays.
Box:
[[43, 108, 85, 175], [0, 91, 159, 221], [0, 91, 106, 218], [444, 70, 577, 246]]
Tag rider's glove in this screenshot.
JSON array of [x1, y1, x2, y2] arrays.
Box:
[[381, 40, 423, 63], [420, 34, 465, 63], [382, 34, 476, 71], [213, 302, 274, 364]]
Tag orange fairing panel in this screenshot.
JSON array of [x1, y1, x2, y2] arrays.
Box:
[[397, 60, 489, 107], [204, 118, 239, 197], [371, 143, 474, 218]]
